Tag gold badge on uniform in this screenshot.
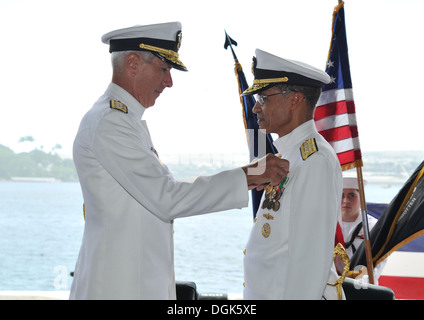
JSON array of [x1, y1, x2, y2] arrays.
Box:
[[262, 223, 271, 238], [110, 100, 128, 114], [300, 138, 318, 160], [263, 213, 274, 220]]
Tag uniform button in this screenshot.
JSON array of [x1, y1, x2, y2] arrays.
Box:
[[243, 248, 246, 255]]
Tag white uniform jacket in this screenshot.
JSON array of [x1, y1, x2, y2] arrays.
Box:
[[340, 214, 387, 282], [341, 214, 378, 258], [243, 120, 342, 299], [70, 83, 249, 299]]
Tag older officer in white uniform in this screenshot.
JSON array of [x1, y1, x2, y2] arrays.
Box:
[[70, 23, 289, 300], [242, 49, 343, 299]]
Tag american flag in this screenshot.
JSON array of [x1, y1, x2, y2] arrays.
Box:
[[314, 1, 363, 171]]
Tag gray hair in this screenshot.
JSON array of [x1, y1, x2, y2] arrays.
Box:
[[111, 51, 155, 74], [276, 83, 322, 111]]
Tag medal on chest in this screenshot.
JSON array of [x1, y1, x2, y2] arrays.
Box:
[[261, 176, 289, 212], [261, 223, 271, 238], [259, 176, 289, 238]]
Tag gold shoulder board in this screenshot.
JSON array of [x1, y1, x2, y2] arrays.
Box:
[[300, 138, 318, 161], [110, 100, 128, 114]]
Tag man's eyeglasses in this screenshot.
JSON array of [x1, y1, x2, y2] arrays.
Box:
[[255, 90, 293, 106]]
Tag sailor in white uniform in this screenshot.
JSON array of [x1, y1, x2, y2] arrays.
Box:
[[242, 49, 343, 299], [340, 176, 387, 283], [70, 23, 289, 300]]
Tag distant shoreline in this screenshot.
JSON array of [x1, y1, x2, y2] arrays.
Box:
[[0, 175, 406, 187], [9, 177, 62, 183], [1, 148, 422, 185]]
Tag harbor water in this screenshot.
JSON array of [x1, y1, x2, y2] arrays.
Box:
[[0, 180, 402, 295]]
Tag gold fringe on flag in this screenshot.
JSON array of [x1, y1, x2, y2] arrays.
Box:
[[327, 1, 345, 63], [234, 62, 250, 146], [341, 159, 363, 172]]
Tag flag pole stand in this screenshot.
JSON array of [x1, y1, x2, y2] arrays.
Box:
[[356, 165, 375, 284]]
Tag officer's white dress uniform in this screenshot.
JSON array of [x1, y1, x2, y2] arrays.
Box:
[[70, 23, 249, 300], [241, 49, 343, 300]]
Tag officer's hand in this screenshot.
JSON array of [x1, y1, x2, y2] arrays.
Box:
[[242, 154, 289, 191]]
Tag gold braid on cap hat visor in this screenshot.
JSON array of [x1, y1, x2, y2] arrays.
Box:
[[243, 77, 289, 94], [139, 43, 186, 68], [255, 77, 289, 84]]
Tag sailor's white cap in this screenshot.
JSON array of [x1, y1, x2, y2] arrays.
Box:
[[101, 22, 187, 71], [241, 49, 330, 96], [343, 176, 368, 189]]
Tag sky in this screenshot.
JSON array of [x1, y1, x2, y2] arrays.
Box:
[[0, 0, 423, 159]]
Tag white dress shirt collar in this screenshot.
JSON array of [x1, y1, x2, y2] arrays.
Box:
[[106, 82, 147, 120], [273, 119, 318, 153]]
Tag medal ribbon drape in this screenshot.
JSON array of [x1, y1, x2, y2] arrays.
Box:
[[224, 31, 276, 219], [314, 1, 375, 284]]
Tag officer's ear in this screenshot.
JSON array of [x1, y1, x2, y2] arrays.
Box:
[[126, 53, 140, 75], [291, 92, 304, 105], [290, 92, 305, 111]]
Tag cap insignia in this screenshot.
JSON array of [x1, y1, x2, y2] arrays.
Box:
[[176, 31, 182, 51], [251, 56, 257, 76]]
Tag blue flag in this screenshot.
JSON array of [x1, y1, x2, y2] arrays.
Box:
[[224, 32, 276, 219]]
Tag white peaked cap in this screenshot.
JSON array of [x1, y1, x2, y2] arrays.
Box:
[[101, 22, 187, 71], [242, 49, 330, 96], [101, 22, 182, 44]]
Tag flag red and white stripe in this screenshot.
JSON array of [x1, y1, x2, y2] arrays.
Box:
[[315, 88, 362, 170], [314, 2, 363, 171]]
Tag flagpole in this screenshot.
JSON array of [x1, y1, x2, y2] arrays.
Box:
[[338, 0, 375, 285], [224, 31, 249, 146], [322, 0, 375, 284], [356, 165, 375, 284]]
